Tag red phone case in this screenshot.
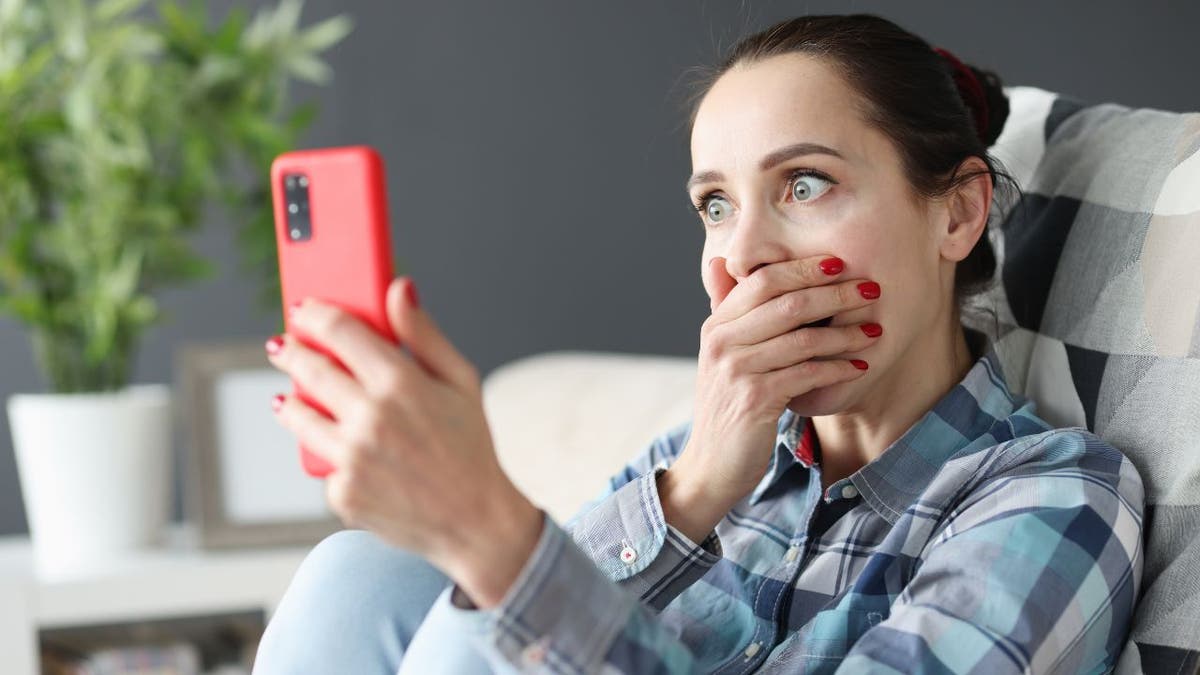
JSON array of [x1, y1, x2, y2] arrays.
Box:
[[270, 145, 396, 478]]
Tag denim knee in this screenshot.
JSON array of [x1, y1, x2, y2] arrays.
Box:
[[254, 529, 452, 675]]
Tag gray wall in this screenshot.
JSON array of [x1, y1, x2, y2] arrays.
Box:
[[2, 1, 1197, 536]]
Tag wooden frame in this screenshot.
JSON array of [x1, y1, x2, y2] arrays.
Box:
[[175, 340, 342, 549]]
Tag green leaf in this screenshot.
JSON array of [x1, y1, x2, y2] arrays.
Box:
[[285, 100, 317, 134], [0, 293, 49, 323], [157, 1, 203, 51], [95, 0, 146, 23], [0, 0, 28, 27], [122, 294, 158, 325], [297, 14, 352, 52], [269, 0, 304, 39], [193, 53, 243, 89], [105, 242, 142, 303], [285, 53, 330, 83], [48, 0, 89, 62], [212, 6, 248, 53]]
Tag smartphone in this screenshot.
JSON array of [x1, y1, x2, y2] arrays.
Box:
[[270, 145, 397, 478]]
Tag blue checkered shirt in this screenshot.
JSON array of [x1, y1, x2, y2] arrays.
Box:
[[434, 344, 1145, 673]]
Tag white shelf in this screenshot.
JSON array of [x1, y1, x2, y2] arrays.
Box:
[[0, 523, 317, 675]]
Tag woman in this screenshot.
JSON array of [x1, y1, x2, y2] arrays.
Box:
[[253, 13, 1144, 674]]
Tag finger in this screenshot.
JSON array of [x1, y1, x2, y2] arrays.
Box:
[[739, 322, 882, 373], [714, 254, 846, 322], [387, 276, 478, 392], [274, 393, 347, 469], [733, 278, 881, 346], [267, 333, 369, 420], [705, 257, 738, 313], [764, 358, 868, 401], [289, 297, 421, 396]]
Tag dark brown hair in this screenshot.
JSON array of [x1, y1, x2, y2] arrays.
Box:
[[686, 13, 1020, 316]]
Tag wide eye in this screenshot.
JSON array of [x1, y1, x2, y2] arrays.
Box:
[[790, 171, 834, 203], [705, 196, 731, 223]]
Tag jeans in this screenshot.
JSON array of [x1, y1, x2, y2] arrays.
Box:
[[253, 529, 501, 674]]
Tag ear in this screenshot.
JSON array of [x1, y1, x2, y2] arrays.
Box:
[[938, 156, 993, 263]]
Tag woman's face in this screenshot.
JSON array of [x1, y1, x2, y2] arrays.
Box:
[[688, 53, 959, 416]]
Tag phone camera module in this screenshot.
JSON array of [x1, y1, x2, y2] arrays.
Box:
[[283, 172, 312, 242]]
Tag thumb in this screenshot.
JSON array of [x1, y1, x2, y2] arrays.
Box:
[[387, 276, 478, 392], [707, 257, 737, 313]]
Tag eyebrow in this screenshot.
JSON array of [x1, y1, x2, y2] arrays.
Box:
[[685, 142, 846, 191]]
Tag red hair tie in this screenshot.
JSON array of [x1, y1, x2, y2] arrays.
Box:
[[932, 46, 990, 144]]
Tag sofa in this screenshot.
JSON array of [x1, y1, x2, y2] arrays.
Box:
[[480, 85, 1200, 674]]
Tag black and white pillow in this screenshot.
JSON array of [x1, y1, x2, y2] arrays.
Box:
[[966, 84, 1200, 675]]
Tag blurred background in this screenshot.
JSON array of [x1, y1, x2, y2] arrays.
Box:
[[1, 0, 1197, 539]]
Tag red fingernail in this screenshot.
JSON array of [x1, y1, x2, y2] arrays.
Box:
[[265, 334, 284, 355], [818, 257, 844, 276], [405, 279, 420, 309], [271, 393, 285, 412], [851, 360, 869, 370], [857, 282, 881, 299], [860, 323, 883, 338]]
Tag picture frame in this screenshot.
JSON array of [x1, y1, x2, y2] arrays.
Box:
[[175, 340, 343, 549]]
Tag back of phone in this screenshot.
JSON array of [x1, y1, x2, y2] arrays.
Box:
[[270, 145, 396, 478]]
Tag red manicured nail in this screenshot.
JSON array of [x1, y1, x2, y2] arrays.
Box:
[[265, 334, 284, 355], [405, 279, 420, 309], [818, 257, 844, 276], [271, 393, 285, 412], [857, 282, 881, 299], [850, 360, 869, 370], [860, 323, 883, 338]]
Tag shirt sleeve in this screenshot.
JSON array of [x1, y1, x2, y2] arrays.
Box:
[[835, 432, 1146, 675], [424, 418, 723, 673], [441, 509, 712, 673], [560, 417, 723, 612]]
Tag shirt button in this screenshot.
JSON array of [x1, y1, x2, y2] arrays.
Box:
[[521, 638, 549, 664], [619, 546, 638, 564], [743, 641, 762, 658], [843, 484, 859, 499], [784, 545, 800, 563]]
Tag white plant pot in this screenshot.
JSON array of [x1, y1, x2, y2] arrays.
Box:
[[7, 383, 172, 579]]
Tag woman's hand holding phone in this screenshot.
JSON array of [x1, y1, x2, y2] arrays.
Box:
[[659, 255, 882, 544], [266, 277, 543, 609]]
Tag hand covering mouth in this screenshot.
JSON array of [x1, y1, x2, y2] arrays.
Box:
[[799, 316, 835, 329]]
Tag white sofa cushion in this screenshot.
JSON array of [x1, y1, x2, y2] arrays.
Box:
[[482, 350, 695, 523]]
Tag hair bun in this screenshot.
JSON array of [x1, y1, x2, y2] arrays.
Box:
[[934, 47, 1010, 147], [966, 64, 1009, 146]]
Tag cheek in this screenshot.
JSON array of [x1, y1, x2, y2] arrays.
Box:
[[834, 232, 881, 280]]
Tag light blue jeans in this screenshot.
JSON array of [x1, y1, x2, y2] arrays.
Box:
[[253, 529, 502, 674]]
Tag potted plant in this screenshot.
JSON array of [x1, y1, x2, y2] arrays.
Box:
[[0, 0, 350, 577]]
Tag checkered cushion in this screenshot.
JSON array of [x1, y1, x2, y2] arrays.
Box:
[[963, 85, 1200, 674]]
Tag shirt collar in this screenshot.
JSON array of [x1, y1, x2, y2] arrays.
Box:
[[747, 336, 1035, 523]]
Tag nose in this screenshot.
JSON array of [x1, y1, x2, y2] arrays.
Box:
[[722, 204, 792, 282]]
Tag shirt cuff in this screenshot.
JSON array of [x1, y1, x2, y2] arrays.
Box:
[[564, 464, 722, 612], [440, 509, 637, 671]]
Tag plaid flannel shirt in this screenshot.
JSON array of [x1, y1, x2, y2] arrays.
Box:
[[432, 341, 1145, 673]]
